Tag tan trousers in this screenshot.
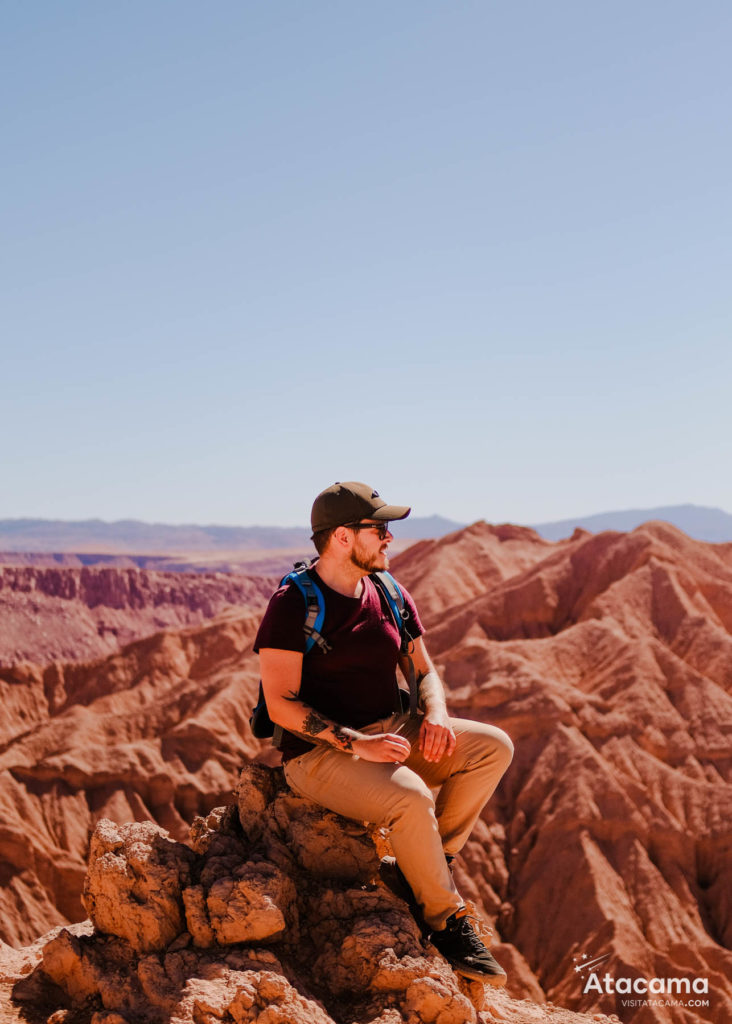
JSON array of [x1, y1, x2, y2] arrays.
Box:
[[282, 712, 514, 930]]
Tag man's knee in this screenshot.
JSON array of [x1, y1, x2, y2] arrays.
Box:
[[494, 727, 514, 768], [458, 720, 514, 772]]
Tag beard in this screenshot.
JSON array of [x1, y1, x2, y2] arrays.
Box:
[[349, 537, 389, 573]]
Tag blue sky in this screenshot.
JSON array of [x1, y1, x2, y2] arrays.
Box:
[[2, 2, 731, 527]]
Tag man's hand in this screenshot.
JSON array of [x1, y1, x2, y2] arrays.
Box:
[[419, 710, 456, 763], [352, 732, 412, 763]]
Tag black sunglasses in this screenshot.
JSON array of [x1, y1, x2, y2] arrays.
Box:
[[345, 521, 391, 539]]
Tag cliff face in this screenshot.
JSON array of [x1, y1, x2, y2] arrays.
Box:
[[0, 613, 266, 947], [2, 764, 619, 1024], [0, 565, 275, 665]]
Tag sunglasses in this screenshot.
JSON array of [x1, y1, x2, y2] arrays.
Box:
[[345, 521, 391, 540]]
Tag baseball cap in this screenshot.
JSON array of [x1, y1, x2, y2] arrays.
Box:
[[311, 481, 411, 534]]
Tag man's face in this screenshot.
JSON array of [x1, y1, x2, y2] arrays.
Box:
[[347, 520, 393, 573]]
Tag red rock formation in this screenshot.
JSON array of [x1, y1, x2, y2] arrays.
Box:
[[0, 564, 275, 665], [390, 521, 553, 625], [1, 520, 731, 1023], [391, 521, 732, 1024], [0, 614, 266, 947]]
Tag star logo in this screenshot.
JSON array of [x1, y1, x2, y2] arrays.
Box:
[[572, 948, 611, 976]]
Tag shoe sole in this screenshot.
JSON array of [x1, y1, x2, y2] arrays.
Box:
[[452, 963, 507, 987]]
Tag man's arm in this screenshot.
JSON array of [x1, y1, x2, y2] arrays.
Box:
[[398, 636, 456, 763], [259, 648, 412, 763]]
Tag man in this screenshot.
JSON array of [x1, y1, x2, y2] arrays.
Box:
[[255, 481, 514, 985]]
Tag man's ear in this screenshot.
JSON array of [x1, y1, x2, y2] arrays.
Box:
[[332, 525, 351, 548]]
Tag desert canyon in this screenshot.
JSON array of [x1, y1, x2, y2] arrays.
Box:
[[1, 520, 731, 1024]]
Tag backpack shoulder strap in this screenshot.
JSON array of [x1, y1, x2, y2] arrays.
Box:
[[371, 570, 410, 650], [266, 561, 330, 749], [371, 570, 419, 716], [280, 561, 331, 655]]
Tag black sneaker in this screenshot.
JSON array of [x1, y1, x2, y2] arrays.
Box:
[[430, 907, 507, 987]]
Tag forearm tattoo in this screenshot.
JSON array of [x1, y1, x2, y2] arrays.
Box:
[[332, 723, 354, 752], [288, 691, 354, 752], [302, 710, 328, 737]]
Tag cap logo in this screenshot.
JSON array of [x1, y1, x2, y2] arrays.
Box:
[[371, 490, 379, 498]]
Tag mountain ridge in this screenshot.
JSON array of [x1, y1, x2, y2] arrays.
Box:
[[532, 502, 732, 542], [3, 504, 732, 552]]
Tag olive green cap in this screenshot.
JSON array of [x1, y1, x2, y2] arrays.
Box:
[[311, 481, 411, 534]]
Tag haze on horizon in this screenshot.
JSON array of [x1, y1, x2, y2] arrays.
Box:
[[2, 2, 731, 529]]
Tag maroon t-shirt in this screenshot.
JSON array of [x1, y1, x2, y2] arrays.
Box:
[[254, 568, 424, 761]]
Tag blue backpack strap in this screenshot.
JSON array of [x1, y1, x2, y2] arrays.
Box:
[[265, 563, 330, 749], [280, 562, 331, 655], [371, 571, 419, 716], [371, 570, 410, 651], [254, 563, 329, 750]]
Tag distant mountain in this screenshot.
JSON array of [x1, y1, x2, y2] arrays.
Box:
[[530, 503, 732, 543], [0, 514, 465, 554], [2, 505, 730, 555], [0, 518, 310, 553]]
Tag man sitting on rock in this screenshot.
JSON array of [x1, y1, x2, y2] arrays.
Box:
[[255, 481, 514, 986]]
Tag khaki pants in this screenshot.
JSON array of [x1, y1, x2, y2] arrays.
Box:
[[283, 713, 514, 930]]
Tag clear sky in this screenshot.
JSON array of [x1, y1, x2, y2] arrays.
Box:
[[2, 1, 731, 528]]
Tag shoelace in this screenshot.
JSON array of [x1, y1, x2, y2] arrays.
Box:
[[454, 905, 494, 955], [457, 918, 490, 956]]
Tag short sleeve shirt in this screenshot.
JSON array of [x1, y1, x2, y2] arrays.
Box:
[[254, 568, 424, 760]]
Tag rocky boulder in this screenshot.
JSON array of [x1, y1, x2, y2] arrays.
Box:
[[4, 764, 619, 1024]]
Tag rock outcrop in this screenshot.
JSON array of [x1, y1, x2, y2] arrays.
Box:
[[2, 764, 618, 1024]]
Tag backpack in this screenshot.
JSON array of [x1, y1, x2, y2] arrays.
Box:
[[249, 561, 418, 746]]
